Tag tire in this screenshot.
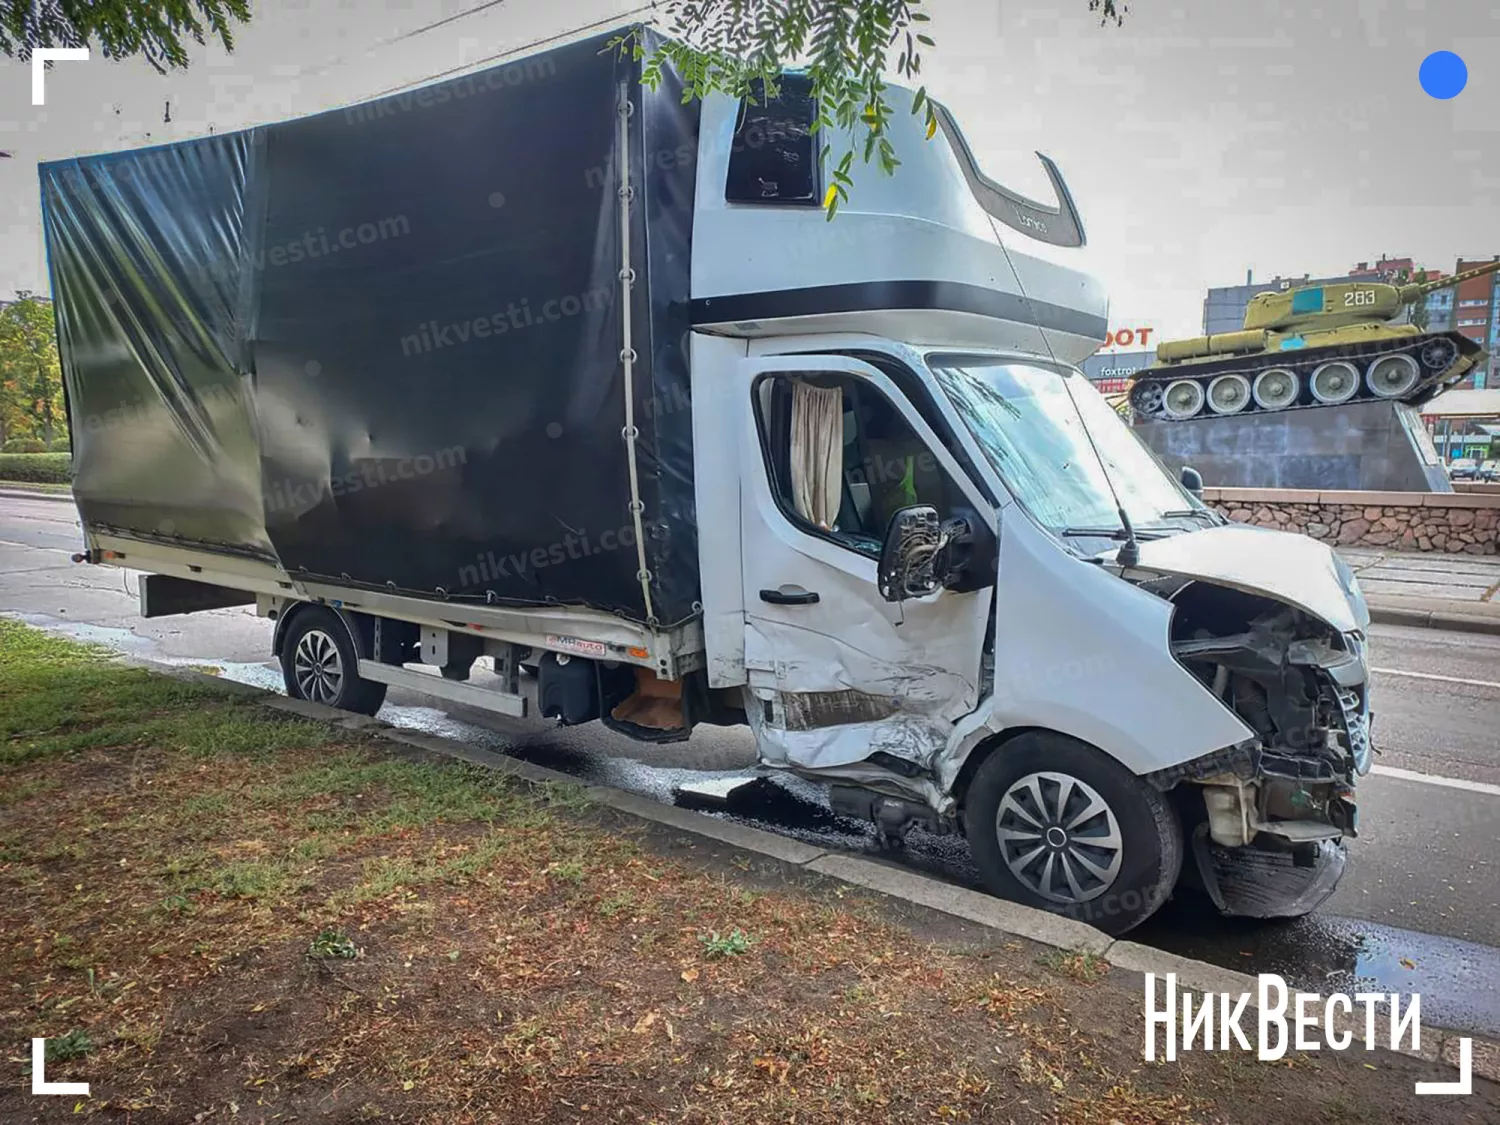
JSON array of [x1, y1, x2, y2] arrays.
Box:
[[279, 608, 387, 716], [964, 731, 1182, 936]]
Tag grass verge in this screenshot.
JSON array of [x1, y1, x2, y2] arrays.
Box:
[[0, 620, 1487, 1123]]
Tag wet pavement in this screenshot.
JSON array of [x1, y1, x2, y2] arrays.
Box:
[[4, 492, 1500, 1039]]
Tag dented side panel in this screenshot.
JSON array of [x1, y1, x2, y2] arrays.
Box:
[[743, 588, 990, 769], [736, 355, 993, 775]]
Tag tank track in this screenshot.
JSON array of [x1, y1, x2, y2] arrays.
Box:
[[1129, 332, 1481, 421]]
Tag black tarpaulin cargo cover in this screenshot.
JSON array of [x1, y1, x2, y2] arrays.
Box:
[[41, 28, 700, 627]]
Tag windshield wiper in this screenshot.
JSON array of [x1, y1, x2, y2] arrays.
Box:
[[1060, 527, 1166, 541], [1157, 508, 1222, 526]]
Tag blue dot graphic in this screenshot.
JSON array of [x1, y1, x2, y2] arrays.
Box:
[[1419, 51, 1467, 99]]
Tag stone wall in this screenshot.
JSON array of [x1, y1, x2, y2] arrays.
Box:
[[1201, 488, 1500, 555]]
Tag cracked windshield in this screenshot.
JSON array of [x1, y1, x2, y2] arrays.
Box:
[[931, 358, 1202, 536]]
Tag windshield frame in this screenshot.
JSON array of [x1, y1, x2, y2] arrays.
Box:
[[923, 351, 1212, 547]]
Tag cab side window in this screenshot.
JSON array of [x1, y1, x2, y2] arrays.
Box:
[[755, 373, 960, 556]]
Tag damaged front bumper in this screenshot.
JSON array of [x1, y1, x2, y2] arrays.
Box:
[[1194, 834, 1349, 919], [1161, 603, 1374, 919]]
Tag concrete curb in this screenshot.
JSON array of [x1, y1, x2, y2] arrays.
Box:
[[0, 485, 73, 503], [1367, 598, 1500, 635], [129, 658, 1499, 1086]]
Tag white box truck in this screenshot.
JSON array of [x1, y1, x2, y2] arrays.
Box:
[[41, 28, 1373, 934]]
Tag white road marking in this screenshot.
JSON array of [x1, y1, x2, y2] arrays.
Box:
[[1371, 666, 1500, 691], [1370, 764, 1500, 797]]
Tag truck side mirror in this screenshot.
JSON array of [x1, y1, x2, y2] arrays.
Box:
[[1180, 465, 1204, 498], [877, 505, 943, 602]]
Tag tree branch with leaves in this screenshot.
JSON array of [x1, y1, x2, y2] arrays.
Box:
[[0, 296, 66, 451], [635, 0, 1126, 216], [0, 0, 250, 72], [635, 0, 943, 218]]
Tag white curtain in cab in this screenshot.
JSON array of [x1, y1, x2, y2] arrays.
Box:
[[790, 380, 842, 529]]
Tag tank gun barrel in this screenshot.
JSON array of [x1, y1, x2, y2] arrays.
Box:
[[1397, 258, 1500, 303]]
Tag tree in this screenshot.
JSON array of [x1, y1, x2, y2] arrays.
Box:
[[0, 296, 66, 449], [0, 0, 250, 72], [634, 0, 1126, 215]]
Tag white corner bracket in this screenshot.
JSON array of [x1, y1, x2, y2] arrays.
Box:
[[1415, 1037, 1472, 1097], [32, 47, 90, 106], [31, 1038, 90, 1097]]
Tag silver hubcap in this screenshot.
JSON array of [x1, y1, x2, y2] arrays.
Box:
[[996, 772, 1124, 904], [293, 629, 344, 704]]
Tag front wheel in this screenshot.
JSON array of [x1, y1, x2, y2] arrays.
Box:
[[279, 608, 387, 716], [964, 732, 1182, 936]]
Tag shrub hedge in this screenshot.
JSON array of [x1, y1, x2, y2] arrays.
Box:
[[0, 452, 72, 484]]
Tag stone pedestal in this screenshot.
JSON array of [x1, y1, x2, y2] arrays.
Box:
[[1135, 399, 1451, 492]]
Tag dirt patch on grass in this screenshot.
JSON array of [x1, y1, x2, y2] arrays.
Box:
[[1, 620, 1493, 1123]]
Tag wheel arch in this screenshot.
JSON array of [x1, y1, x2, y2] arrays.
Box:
[[272, 601, 372, 662], [950, 725, 1067, 821], [955, 724, 1185, 935]]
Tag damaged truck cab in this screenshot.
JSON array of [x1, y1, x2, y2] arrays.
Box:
[[46, 30, 1373, 936], [679, 80, 1373, 932]]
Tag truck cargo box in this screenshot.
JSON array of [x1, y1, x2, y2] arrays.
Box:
[[42, 28, 701, 627]]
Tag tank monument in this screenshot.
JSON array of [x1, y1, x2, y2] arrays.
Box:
[[1129, 261, 1500, 492]]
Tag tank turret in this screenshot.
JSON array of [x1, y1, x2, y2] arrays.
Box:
[[1130, 259, 1500, 420]]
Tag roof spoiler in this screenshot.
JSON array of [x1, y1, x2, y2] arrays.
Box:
[[933, 103, 1086, 249]]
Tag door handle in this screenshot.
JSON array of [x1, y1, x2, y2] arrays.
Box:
[[759, 587, 820, 606]]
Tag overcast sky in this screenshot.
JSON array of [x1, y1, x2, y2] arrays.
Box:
[[1, 0, 1495, 339]]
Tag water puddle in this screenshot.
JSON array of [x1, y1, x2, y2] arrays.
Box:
[[11, 614, 149, 651]]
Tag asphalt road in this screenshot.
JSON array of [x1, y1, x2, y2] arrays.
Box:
[[4, 491, 1499, 1033]]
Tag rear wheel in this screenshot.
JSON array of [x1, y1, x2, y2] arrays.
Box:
[[964, 732, 1182, 935], [279, 607, 387, 716]]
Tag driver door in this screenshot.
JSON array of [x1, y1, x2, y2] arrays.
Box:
[[738, 355, 995, 773]]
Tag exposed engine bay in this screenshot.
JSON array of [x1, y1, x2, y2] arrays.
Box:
[[1153, 580, 1373, 917]]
